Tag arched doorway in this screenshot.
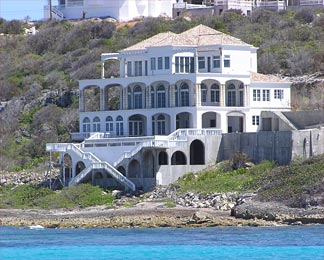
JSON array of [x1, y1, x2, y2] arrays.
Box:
[[63, 153, 72, 186], [93, 171, 104, 187], [171, 151, 187, 165], [190, 140, 205, 165], [128, 159, 140, 178], [159, 151, 168, 165], [143, 151, 155, 178], [75, 161, 85, 176]]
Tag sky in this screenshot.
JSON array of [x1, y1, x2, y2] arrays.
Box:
[[0, 0, 58, 21]]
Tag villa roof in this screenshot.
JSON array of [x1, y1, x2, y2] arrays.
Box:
[[251, 72, 289, 83], [122, 24, 251, 51]]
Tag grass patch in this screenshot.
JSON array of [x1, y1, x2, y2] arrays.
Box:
[[176, 160, 276, 194], [0, 184, 114, 209]]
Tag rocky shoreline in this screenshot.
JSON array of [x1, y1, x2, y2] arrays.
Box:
[[1, 173, 323, 228]]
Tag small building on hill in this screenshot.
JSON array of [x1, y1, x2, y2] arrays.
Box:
[[47, 24, 295, 191], [44, 0, 178, 21]]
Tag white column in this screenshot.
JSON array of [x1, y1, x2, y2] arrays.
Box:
[[220, 84, 226, 107], [147, 115, 152, 136], [100, 88, 105, 111], [170, 114, 176, 132], [79, 90, 84, 112], [245, 84, 249, 107], [170, 84, 175, 107], [123, 87, 128, 110], [101, 62, 105, 79], [196, 83, 201, 106]]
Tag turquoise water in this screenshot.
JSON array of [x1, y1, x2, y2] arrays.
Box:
[[1, 225, 324, 259]]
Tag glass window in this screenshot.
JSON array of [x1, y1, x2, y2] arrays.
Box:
[[253, 89, 261, 101], [127, 61, 132, 77], [158, 57, 163, 70], [274, 89, 284, 99], [151, 57, 156, 70], [252, 115, 260, 126], [93, 117, 101, 132], [262, 89, 270, 101], [165, 57, 170, 69], [157, 85, 166, 108], [201, 83, 207, 103], [180, 83, 189, 106], [105, 116, 113, 132], [157, 114, 166, 135], [127, 87, 132, 109], [145, 60, 148, 75], [224, 55, 230, 68], [239, 83, 244, 106], [175, 56, 195, 74], [198, 56, 205, 69], [211, 84, 220, 103], [227, 84, 236, 106], [190, 57, 195, 73], [134, 85, 142, 109], [180, 57, 184, 73], [134, 61, 142, 76], [151, 86, 155, 108], [213, 56, 221, 68], [116, 116, 124, 136], [82, 117, 90, 133], [175, 57, 180, 73]]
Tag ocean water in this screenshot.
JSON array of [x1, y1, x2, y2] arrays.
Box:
[[1, 225, 323, 260]]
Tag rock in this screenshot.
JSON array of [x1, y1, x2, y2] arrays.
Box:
[[112, 190, 123, 199]]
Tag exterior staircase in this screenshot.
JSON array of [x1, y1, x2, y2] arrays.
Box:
[[46, 143, 136, 191]]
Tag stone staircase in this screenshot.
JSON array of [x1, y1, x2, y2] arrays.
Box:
[[46, 143, 136, 191]]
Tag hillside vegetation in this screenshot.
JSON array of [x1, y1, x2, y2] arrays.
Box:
[[1, 155, 323, 209], [176, 154, 324, 208], [0, 8, 324, 170]]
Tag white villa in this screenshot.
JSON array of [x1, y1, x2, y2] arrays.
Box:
[[44, 0, 178, 21], [46, 25, 291, 191]]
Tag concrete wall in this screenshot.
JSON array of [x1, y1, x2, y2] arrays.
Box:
[[219, 127, 324, 165], [219, 131, 293, 165], [291, 128, 324, 160]]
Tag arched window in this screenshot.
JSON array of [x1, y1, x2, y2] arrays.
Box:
[[127, 87, 132, 109], [151, 86, 155, 108], [158, 151, 168, 165], [157, 85, 166, 108], [157, 114, 166, 135], [171, 151, 187, 165], [211, 84, 220, 103], [180, 83, 189, 107], [93, 117, 101, 132], [82, 117, 90, 133], [201, 83, 207, 103], [116, 116, 124, 136], [133, 85, 143, 109], [106, 116, 113, 132], [227, 84, 236, 107]]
